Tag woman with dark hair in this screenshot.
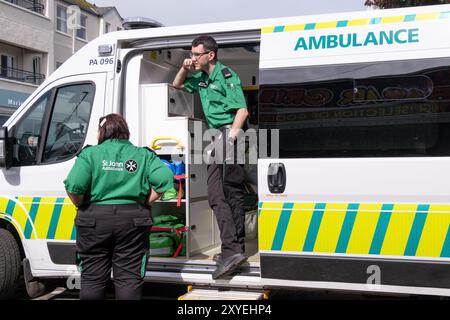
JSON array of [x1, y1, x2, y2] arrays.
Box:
[[64, 113, 173, 300]]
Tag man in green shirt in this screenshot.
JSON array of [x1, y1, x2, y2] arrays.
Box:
[[64, 113, 173, 300], [173, 35, 248, 280]]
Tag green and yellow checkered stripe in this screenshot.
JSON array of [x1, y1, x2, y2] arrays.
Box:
[[0, 196, 76, 240], [262, 11, 450, 34], [259, 202, 450, 258]]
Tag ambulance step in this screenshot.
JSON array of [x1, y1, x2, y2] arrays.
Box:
[[179, 287, 268, 300]]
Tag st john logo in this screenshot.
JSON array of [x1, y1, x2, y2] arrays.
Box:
[[125, 159, 138, 173]]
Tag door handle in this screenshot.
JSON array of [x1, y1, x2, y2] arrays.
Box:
[[267, 163, 286, 194]]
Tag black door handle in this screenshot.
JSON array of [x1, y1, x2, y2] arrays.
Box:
[[268, 163, 286, 194]]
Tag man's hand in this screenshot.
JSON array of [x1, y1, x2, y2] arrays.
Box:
[[173, 59, 194, 89], [228, 127, 240, 141], [182, 58, 195, 72]]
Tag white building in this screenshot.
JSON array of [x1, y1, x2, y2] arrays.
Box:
[[0, 0, 123, 124]]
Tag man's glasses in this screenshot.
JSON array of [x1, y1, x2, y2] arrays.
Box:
[[189, 51, 211, 59]]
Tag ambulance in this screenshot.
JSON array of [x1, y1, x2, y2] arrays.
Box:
[[1, 4, 450, 299]]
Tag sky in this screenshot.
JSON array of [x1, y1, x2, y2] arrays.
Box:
[[91, 0, 368, 26]]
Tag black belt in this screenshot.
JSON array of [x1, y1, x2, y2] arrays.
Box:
[[79, 203, 149, 212]]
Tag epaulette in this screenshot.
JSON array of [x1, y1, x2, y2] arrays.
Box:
[[144, 146, 156, 155], [221, 67, 232, 79], [76, 144, 92, 156]]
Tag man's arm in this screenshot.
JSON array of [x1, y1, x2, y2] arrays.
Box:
[[229, 108, 249, 140], [66, 192, 85, 207], [147, 189, 164, 205], [173, 58, 195, 89]]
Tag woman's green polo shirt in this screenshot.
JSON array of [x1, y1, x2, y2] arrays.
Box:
[[64, 139, 174, 205]]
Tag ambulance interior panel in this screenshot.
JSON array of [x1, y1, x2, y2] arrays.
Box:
[[135, 43, 260, 263]]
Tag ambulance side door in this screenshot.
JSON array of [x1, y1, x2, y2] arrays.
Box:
[[0, 73, 106, 269]]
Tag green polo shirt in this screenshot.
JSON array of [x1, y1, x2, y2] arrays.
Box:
[[64, 139, 174, 205], [184, 61, 247, 129]]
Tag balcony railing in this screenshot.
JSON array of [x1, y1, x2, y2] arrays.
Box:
[[4, 0, 45, 14], [0, 66, 45, 85]]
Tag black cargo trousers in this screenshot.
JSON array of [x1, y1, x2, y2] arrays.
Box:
[[75, 203, 152, 300], [207, 125, 246, 260]]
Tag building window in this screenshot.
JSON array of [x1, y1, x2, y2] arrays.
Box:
[[56, 61, 63, 69], [4, 0, 45, 14], [56, 5, 67, 33], [32, 57, 41, 75], [105, 22, 110, 33], [76, 14, 87, 40], [1, 54, 15, 79]]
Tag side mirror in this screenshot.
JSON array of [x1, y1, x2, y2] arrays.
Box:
[[0, 126, 12, 169]]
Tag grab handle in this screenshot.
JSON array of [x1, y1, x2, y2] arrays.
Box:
[[150, 137, 184, 150], [267, 163, 286, 194]]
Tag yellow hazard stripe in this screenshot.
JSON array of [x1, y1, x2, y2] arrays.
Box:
[[262, 10, 450, 33], [0, 196, 77, 241], [259, 202, 450, 258]]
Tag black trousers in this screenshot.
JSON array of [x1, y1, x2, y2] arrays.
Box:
[[207, 127, 246, 260], [75, 203, 152, 300]]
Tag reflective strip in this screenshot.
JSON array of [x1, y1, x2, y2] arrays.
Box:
[[55, 198, 77, 240], [258, 202, 284, 251], [416, 204, 450, 257], [47, 198, 65, 239], [404, 204, 429, 256], [347, 203, 382, 254], [282, 202, 315, 252], [335, 203, 359, 253], [369, 204, 393, 255], [440, 226, 450, 258], [262, 10, 448, 33], [5, 199, 16, 216], [13, 197, 31, 236], [302, 203, 326, 252], [141, 253, 148, 278], [259, 201, 450, 258], [0, 196, 77, 240], [24, 197, 40, 239], [271, 203, 293, 250], [381, 204, 416, 256], [314, 203, 347, 253]]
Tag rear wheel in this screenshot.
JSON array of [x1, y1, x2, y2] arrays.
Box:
[[0, 228, 22, 299]]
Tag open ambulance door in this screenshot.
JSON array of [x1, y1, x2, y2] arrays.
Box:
[[257, 13, 450, 295], [257, 24, 313, 286]]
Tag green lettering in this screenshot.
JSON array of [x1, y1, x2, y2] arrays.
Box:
[[339, 34, 352, 48], [327, 35, 338, 48], [394, 29, 407, 44], [294, 37, 308, 50], [364, 32, 379, 46], [380, 30, 393, 45], [309, 35, 326, 49], [408, 28, 419, 43], [352, 33, 362, 47]]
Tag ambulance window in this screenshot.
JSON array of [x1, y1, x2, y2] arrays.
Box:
[[354, 75, 432, 102], [11, 92, 50, 166], [42, 83, 94, 163], [259, 58, 450, 158]]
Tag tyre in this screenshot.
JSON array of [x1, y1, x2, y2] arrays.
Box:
[[0, 228, 22, 299]]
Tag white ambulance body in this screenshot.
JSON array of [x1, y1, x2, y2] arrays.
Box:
[[2, 4, 450, 298]]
